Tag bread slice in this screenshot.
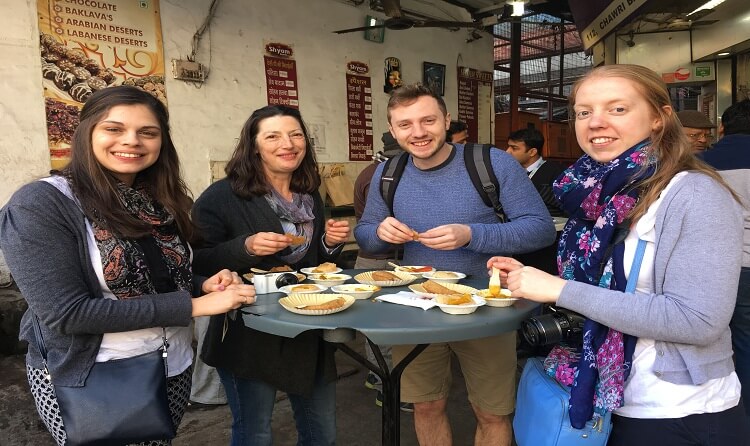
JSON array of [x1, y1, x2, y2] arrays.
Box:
[[371, 270, 402, 282], [422, 280, 460, 295]]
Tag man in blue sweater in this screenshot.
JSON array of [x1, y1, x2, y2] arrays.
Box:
[[355, 83, 555, 446], [701, 99, 750, 419]]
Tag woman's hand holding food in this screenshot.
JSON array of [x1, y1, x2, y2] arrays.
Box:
[[487, 256, 566, 303], [202, 268, 242, 294], [417, 224, 471, 250], [192, 283, 256, 317], [324, 219, 350, 247], [245, 232, 293, 256], [377, 217, 418, 244]]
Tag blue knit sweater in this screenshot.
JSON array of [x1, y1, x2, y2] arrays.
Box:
[[355, 144, 556, 277]]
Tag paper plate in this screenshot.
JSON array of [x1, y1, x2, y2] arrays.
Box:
[[300, 266, 343, 275], [330, 284, 381, 299], [433, 295, 486, 315], [409, 281, 479, 299], [354, 270, 416, 287], [475, 288, 518, 307], [278, 294, 355, 315], [306, 273, 351, 287], [278, 283, 328, 294]]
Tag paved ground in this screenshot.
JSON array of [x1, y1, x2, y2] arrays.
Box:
[[0, 332, 485, 446]]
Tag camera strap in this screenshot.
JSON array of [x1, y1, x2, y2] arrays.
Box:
[[625, 239, 647, 293]]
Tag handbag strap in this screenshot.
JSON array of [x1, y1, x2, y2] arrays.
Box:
[[625, 238, 647, 293]]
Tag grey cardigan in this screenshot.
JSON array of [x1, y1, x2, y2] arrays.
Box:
[[0, 180, 196, 387], [558, 172, 743, 385]]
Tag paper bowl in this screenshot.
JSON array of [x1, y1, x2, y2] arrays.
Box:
[[279, 294, 355, 315], [330, 284, 381, 300], [300, 266, 343, 275], [434, 295, 486, 315], [306, 273, 351, 287], [354, 270, 416, 287], [394, 265, 435, 278], [278, 283, 328, 294], [409, 281, 479, 299], [421, 271, 466, 284], [475, 288, 518, 307]]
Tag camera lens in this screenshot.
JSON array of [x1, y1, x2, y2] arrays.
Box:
[[521, 313, 566, 347], [275, 273, 299, 288]]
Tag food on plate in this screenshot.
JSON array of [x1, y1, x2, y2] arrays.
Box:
[[291, 284, 320, 292], [312, 273, 345, 280], [422, 280, 461, 295], [312, 262, 338, 273], [439, 293, 474, 306], [303, 297, 346, 311], [432, 271, 458, 279], [269, 265, 293, 272], [285, 233, 306, 246], [371, 270, 402, 282], [399, 265, 433, 273]]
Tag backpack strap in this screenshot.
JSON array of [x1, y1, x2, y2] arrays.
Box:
[[463, 143, 507, 222], [379, 152, 409, 216]]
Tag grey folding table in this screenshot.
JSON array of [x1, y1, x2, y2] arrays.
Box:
[[240, 270, 539, 445]]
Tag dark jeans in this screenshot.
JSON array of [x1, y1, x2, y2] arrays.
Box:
[[609, 405, 750, 446], [731, 267, 750, 417], [217, 368, 336, 446]]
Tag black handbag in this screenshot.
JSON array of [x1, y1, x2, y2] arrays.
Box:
[[31, 316, 176, 445]]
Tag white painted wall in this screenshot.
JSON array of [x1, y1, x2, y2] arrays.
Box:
[[0, 0, 492, 205]]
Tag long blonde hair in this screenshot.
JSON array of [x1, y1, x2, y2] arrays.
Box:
[[569, 64, 739, 221]]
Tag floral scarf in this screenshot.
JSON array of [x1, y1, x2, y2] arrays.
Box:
[[551, 140, 654, 427], [92, 179, 193, 298], [264, 188, 315, 265]]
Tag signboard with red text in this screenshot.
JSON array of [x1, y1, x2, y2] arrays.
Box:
[[346, 61, 373, 161]]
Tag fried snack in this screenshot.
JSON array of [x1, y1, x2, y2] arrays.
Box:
[[412, 230, 420, 241], [312, 262, 338, 273], [441, 293, 474, 306], [372, 270, 402, 282], [432, 271, 458, 279], [269, 265, 293, 272], [422, 280, 460, 295], [285, 233, 306, 246], [291, 284, 320, 292], [304, 297, 345, 311]]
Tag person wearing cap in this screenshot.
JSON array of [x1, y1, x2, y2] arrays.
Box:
[[353, 131, 413, 412], [677, 110, 715, 152], [701, 99, 750, 420]]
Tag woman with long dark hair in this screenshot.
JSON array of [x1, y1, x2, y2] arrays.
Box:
[[0, 86, 255, 445], [192, 105, 350, 446]]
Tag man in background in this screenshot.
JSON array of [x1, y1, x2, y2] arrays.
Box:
[[353, 131, 412, 412], [505, 128, 565, 217], [677, 110, 715, 152], [701, 99, 750, 419], [446, 120, 468, 144]]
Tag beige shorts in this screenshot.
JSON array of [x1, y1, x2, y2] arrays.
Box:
[[392, 331, 517, 415]]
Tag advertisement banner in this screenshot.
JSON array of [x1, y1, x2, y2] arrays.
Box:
[[264, 42, 299, 108], [37, 0, 166, 169], [345, 61, 373, 161], [457, 67, 493, 144]]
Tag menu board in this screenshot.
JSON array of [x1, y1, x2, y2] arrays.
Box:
[[264, 42, 299, 108], [345, 61, 373, 161], [37, 0, 166, 169], [457, 67, 493, 144]]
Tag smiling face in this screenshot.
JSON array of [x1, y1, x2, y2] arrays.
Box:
[[91, 104, 162, 186], [572, 76, 663, 163], [256, 115, 307, 177], [388, 95, 451, 169]]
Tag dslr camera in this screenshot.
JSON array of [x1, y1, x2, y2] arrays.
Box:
[[521, 306, 585, 347]]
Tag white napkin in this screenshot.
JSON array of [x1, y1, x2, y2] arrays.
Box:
[[375, 291, 437, 310]]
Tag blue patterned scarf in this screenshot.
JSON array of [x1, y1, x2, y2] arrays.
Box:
[[264, 189, 315, 264], [552, 140, 654, 427]]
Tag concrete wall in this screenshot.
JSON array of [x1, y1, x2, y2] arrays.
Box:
[[0, 0, 493, 206]]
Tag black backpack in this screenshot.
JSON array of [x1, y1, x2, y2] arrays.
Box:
[[379, 143, 507, 222]]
